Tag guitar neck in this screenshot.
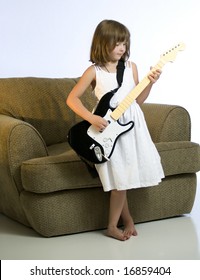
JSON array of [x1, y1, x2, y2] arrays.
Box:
[[110, 59, 165, 120]]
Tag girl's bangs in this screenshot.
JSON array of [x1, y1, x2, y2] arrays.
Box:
[[111, 27, 130, 47]]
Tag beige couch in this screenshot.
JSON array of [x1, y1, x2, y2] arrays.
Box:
[[0, 77, 200, 237]]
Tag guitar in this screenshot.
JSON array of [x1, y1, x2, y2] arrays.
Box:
[[67, 43, 185, 164]]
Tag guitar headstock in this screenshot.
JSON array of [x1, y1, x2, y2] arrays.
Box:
[[161, 43, 185, 63]]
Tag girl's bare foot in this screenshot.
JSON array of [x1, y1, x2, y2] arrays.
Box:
[[123, 220, 138, 238], [107, 226, 130, 241]]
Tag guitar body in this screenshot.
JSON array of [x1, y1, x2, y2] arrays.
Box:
[[67, 90, 134, 164]]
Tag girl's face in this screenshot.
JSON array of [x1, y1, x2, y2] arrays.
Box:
[[109, 42, 126, 62]]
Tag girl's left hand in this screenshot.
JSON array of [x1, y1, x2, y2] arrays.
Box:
[[148, 68, 162, 84]]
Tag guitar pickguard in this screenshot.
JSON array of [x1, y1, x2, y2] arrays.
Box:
[[87, 109, 134, 161]]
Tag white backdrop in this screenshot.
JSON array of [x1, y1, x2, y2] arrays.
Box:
[[0, 0, 199, 143]]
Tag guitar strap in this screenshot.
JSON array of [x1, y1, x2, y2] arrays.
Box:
[[116, 59, 125, 88]]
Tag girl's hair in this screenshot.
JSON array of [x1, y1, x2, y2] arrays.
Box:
[[90, 19, 130, 65]]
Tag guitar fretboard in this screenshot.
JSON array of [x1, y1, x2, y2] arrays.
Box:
[[110, 59, 165, 120]]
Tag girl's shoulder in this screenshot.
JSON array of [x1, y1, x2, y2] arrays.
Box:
[[92, 63, 103, 72], [125, 60, 137, 69], [125, 61, 138, 79], [127, 61, 138, 85], [84, 64, 96, 74], [76, 65, 96, 90], [81, 65, 96, 80]]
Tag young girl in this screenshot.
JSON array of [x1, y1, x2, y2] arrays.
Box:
[[67, 19, 164, 241]]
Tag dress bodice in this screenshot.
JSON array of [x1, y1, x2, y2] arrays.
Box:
[[93, 61, 135, 103]]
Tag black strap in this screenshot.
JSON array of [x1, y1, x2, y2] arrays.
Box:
[[116, 59, 125, 87]]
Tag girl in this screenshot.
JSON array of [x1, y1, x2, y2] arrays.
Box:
[[67, 19, 164, 241]]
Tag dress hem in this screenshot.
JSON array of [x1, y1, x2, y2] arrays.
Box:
[[103, 178, 164, 192]]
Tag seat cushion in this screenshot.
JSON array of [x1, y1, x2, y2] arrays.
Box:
[[21, 142, 101, 194], [21, 141, 200, 194]]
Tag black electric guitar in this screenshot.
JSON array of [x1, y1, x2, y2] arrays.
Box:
[[67, 43, 185, 164]]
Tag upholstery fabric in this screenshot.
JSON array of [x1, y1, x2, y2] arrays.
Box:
[[141, 103, 191, 142], [0, 77, 93, 145], [0, 77, 200, 237]]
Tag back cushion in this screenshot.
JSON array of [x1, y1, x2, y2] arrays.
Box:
[[0, 77, 95, 145]]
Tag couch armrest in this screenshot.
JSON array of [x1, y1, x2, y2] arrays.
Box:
[[0, 115, 48, 192], [141, 103, 191, 143]]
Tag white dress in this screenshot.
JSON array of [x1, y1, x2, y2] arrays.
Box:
[[93, 62, 165, 192]]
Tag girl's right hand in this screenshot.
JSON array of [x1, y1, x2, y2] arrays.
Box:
[[89, 114, 108, 132]]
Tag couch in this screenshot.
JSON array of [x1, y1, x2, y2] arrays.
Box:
[[0, 77, 200, 237]]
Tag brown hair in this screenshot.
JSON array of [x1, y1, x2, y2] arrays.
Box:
[[90, 19, 130, 65]]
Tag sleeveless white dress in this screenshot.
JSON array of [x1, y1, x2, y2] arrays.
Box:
[[93, 62, 164, 192]]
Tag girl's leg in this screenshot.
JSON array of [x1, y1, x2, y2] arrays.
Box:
[[107, 190, 128, 241], [121, 197, 138, 237]]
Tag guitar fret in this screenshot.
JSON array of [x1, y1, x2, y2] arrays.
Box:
[[119, 100, 130, 110], [111, 76, 150, 120]]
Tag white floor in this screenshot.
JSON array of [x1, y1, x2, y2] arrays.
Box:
[[0, 174, 199, 260]]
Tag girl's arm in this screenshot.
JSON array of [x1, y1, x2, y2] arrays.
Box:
[[131, 62, 161, 105], [66, 66, 108, 131]]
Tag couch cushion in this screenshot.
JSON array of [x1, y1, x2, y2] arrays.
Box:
[[21, 141, 200, 194], [21, 142, 101, 194], [156, 141, 200, 176]]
